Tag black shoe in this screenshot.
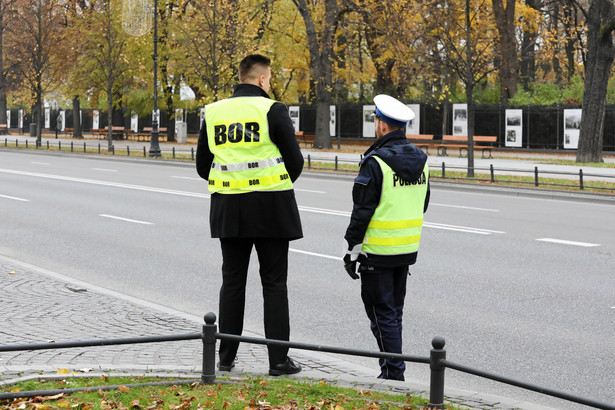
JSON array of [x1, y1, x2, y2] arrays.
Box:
[[269, 357, 302, 376], [218, 361, 235, 372]]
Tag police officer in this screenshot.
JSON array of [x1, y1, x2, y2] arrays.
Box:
[[196, 54, 304, 376], [343, 94, 430, 381]]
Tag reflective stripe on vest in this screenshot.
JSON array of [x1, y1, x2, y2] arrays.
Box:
[[205, 97, 293, 194], [362, 156, 429, 256]]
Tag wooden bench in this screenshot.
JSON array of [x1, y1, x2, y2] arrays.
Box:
[[406, 134, 435, 154], [127, 127, 168, 142], [436, 135, 497, 158], [91, 126, 126, 140], [0, 124, 8, 135], [296, 131, 315, 147]]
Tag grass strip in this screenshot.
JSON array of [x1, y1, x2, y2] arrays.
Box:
[[0, 375, 459, 409]]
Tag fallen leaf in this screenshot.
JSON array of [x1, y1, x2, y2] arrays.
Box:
[[119, 385, 130, 392], [9, 270, 16, 274], [38, 393, 65, 401], [57, 369, 70, 374]]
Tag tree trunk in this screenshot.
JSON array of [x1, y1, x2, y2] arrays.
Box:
[[0, 94, 6, 127], [492, 0, 519, 104], [520, 0, 541, 89], [363, 19, 395, 95], [72, 96, 82, 138], [0, 10, 6, 127], [293, 0, 338, 149], [36, 81, 42, 144], [576, 0, 615, 163], [563, 2, 578, 82], [107, 78, 113, 150], [465, 0, 474, 177]]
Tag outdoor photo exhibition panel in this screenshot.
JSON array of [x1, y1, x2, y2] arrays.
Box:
[[406, 104, 421, 135], [505, 109, 523, 147], [362, 105, 376, 138], [452, 103, 468, 136], [289, 106, 300, 133], [563, 108, 582, 149]]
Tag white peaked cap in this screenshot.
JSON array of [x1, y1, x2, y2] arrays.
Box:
[[374, 94, 415, 126]]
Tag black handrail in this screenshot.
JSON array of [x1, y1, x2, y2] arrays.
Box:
[[1, 313, 614, 409]]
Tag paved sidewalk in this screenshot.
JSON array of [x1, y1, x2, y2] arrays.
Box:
[[0, 255, 556, 409]]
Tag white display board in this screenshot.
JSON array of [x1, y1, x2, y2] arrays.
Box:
[[505, 109, 523, 147], [563, 109, 582, 149], [406, 104, 420, 135], [18, 109, 23, 130], [152, 109, 160, 125], [362, 105, 376, 138], [452, 104, 468, 135], [58, 111, 65, 131], [288, 106, 300, 132], [330, 105, 336, 137], [93, 110, 100, 129], [175, 109, 183, 126], [131, 113, 139, 132], [200, 107, 206, 130], [6, 110, 10, 127], [45, 109, 50, 129]]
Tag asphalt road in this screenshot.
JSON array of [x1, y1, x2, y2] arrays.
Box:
[[1, 149, 614, 409]]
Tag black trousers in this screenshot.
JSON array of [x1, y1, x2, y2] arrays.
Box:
[[360, 264, 408, 381], [218, 237, 290, 366]]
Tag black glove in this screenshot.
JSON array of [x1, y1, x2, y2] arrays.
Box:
[[343, 253, 359, 280]]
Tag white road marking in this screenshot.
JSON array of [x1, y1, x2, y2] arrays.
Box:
[[0, 168, 505, 236], [31, 161, 50, 165], [171, 176, 201, 181], [99, 214, 154, 225], [0, 194, 30, 202], [290, 248, 341, 260], [294, 188, 326, 194], [424, 222, 505, 235], [297, 206, 503, 235], [431, 203, 499, 212], [299, 205, 350, 217], [536, 238, 600, 247], [92, 168, 118, 173], [0, 168, 210, 199]]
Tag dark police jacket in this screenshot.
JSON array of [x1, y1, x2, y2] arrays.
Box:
[[344, 129, 430, 267], [196, 84, 304, 240]]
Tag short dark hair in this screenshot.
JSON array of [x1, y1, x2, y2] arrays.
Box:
[[239, 54, 271, 82]]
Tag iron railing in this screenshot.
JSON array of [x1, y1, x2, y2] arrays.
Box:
[[1, 312, 614, 409], [3, 137, 615, 192]]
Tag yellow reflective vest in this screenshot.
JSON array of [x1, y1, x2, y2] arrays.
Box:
[[362, 156, 429, 256], [205, 96, 293, 194]]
